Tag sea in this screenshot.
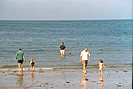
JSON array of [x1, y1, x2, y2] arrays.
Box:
[[0, 20, 132, 70]]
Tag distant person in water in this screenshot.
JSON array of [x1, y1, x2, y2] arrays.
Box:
[[80, 48, 91, 74], [98, 59, 105, 75], [69, 52, 72, 56], [59, 42, 66, 56], [30, 58, 35, 71], [16, 48, 26, 71]]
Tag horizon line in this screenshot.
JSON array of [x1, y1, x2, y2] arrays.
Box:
[[0, 18, 132, 21]]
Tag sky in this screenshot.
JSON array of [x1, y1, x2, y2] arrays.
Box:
[[0, 0, 132, 20]]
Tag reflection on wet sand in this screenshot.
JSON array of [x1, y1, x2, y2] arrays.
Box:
[[61, 72, 65, 79], [31, 71, 34, 81], [80, 73, 91, 89], [99, 73, 104, 89], [17, 71, 24, 87]]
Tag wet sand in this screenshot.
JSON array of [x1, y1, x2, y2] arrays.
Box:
[[0, 68, 132, 89]]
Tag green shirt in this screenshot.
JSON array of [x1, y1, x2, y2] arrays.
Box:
[[16, 51, 24, 60]]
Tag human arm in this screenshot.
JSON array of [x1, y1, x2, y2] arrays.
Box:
[[103, 64, 105, 68], [64, 48, 66, 51], [59, 48, 61, 51], [30, 61, 32, 66], [23, 55, 26, 62], [80, 56, 82, 63], [88, 53, 91, 62], [80, 51, 83, 63], [59, 45, 61, 51], [89, 56, 91, 62], [16, 55, 17, 60]]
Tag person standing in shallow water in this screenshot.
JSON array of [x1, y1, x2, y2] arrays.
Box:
[[99, 59, 105, 75], [30, 58, 35, 71], [80, 48, 91, 74], [16, 48, 26, 71], [59, 42, 66, 56]]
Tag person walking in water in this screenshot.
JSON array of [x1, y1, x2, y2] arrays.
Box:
[[16, 48, 26, 71], [30, 58, 35, 71], [80, 48, 91, 74], [59, 42, 66, 56], [98, 59, 105, 75]]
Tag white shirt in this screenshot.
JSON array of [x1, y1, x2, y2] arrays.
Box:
[[80, 50, 90, 60]]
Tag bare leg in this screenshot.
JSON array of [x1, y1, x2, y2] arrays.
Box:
[[83, 73, 86, 80], [60, 50, 65, 56], [60, 51, 63, 56], [82, 61, 86, 74], [101, 70, 103, 75], [18, 71, 21, 76], [32, 66, 34, 71], [61, 52, 63, 56], [99, 69, 101, 75], [83, 67, 86, 74], [21, 63, 23, 72], [99, 69, 103, 75], [63, 51, 65, 56], [18, 63, 21, 72]]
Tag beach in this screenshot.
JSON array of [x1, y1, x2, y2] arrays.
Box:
[[0, 66, 132, 89], [0, 20, 132, 89]]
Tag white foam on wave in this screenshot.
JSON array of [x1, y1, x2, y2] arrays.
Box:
[[0, 68, 54, 72]]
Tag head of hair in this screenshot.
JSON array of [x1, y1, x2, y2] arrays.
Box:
[[61, 42, 64, 44], [31, 58, 34, 61], [84, 48, 88, 52], [19, 48, 22, 50], [99, 59, 103, 63]]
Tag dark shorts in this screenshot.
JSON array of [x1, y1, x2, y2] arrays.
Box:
[[18, 60, 23, 63]]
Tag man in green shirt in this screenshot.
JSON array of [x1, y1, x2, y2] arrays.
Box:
[[16, 48, 26, 71]]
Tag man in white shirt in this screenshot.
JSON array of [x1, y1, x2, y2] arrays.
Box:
[[80, 48, 91, 74]]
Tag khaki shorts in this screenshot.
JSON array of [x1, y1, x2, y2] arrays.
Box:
[[82, 60, 88, 67]]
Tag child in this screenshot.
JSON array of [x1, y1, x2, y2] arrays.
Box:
[[69, 52, 72, 56], [30, 58, 35, 71], [99, 59, 105, 75]]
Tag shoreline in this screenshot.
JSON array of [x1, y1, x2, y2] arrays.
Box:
[[0, 63, 131, 70], [0, 66, 131, 72]]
